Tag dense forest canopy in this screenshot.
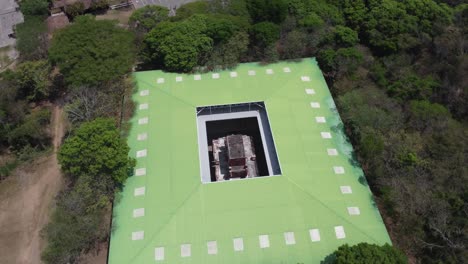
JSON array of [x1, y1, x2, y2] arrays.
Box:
[[49, 15, 135, 86], [43, 118, 135, 263], [328, 243, 408, 264]]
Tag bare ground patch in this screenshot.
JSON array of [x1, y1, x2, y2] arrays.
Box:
[[0, 106, 65, 264], [96, 9, 134, 27]]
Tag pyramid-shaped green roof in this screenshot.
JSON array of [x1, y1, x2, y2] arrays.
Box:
[[109, 58, 391, 264]]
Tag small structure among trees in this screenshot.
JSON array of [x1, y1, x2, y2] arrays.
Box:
[[211, 134, 259, 181], [46, 13, 70, 34]]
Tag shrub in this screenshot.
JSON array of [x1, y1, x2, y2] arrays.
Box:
[[326, 243, 407, 264], [58, 118, 134, 186]]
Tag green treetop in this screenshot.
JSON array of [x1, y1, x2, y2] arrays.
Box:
[[143, 15, 214, 72], [49, 15, 135, 86], [129, 5, 170, 33], [19, 0, 49, 16], [327, 243, 407, 264], [58, 118, 135, 186]]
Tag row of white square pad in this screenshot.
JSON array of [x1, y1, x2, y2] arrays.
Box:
[[303, 78, 362, 222], [132, 226, 347, 261], [154, 67, 294, 84], [129, 75, 361, 256]]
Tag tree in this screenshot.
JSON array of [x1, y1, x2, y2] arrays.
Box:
[[19, 0, 49, 16], [249, 21, 280, 60], [317, 47, 363, 78], [387, 73, 439, 101], [290, 0, 344, 26], [58, 118, 135, 186], [49, 16, 135, 86], [326, 243, 408, 264], [246, 0, 287, 24], [359, 128, 385, 160], [41, 174, 113, 264], [251, 21, 280, 47], [15, 16, 48, 61], [364, 0, 418, 54], [334, 26, 359, 47], [64, 86, 116, 125], [174, 1, 210, 20], [337, 87, 403, 139], [408, 100, 450, 132], [402, 0, 452, 35], [205, 14, 248, 44], [65, 2, 85, 19], [129, 5, 169, 33], [299, 12, 325, 28], [45, 118, 134, 263], [454, 4, 468, 26], [206, 31, 249, 69], [90, 0, 109, 11], [143, 15, 213, 72], [340, 0, 368, 31], [279, 30, 307, 59], [7, 109, 51, 150], [14, 60, 51, 101], [0, 81, 22, 145]]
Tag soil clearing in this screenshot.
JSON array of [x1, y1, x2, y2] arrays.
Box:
[[96, 9, 133, 26], [0, 105, 65, 264]]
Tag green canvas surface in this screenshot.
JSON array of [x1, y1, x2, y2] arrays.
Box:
[[108, 59, 391, 264]]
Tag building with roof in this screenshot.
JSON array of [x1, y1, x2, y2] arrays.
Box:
[[108, 58, 391, 263], [51, 0, 93, 12], [47, 13, 70, 34]]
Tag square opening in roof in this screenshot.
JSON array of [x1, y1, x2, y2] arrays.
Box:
[[196, 102, 281, 183]]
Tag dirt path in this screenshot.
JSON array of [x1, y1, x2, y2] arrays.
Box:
[[0, 105, 65, 264]]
